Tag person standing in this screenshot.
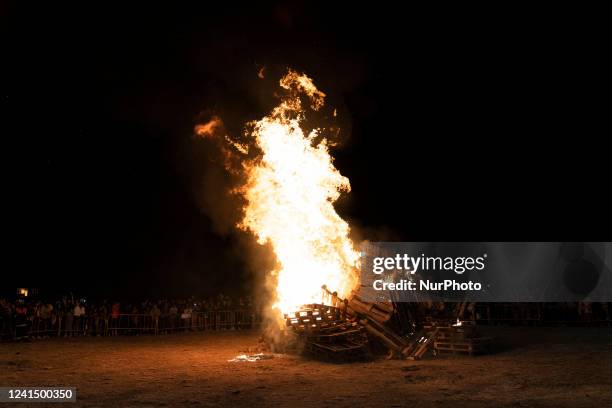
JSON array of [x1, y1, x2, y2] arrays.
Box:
[[73, 302, 86, 336], [150, 303, 161, 335], [14, 300, 29, 340], [99, 301, 109, 336], [64, 301, 73, 337], [169, 304, 178, 332], [39, 302, 53, 337], [0, 298, 11, 339], [181, 305, 192, 332], [111, 302, 120, 336]]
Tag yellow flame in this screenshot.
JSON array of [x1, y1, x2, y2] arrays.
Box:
[[238, 70, 359, 315]]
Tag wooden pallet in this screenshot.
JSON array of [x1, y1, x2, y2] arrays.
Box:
[[435, 325, 477, 338], [402, 328, 438, 360], [285, 304, 370, 361], [434, 337, 492, 356], [285, 304, 345, 332], [303, 325, 369, 361]]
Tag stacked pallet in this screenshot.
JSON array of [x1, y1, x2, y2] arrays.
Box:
[[285, 304, 370, 361], [285, 304, 344, 332], [431, 322, 492, 356]]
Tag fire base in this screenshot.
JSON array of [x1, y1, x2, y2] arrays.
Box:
[[284, 304, 370, 361]]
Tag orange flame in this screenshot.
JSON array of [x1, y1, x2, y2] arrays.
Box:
[[196, 70, 360, 318], [238, 70, 359, 315], [195, 115, 223, 138]]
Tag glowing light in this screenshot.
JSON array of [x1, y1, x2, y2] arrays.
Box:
[[238, 70, 359, 315], [196, 70, 359, 318]]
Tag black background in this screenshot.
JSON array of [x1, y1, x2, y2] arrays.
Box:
[[5, 3, 609, 298]]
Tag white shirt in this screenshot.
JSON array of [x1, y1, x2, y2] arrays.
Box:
[[73, 305, 85, 316]]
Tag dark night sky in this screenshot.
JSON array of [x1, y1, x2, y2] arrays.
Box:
[[5, 3, 609, 297]]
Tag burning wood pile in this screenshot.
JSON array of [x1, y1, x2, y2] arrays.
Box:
[[281, 286, 416, 361], [199, 70, 493, 362], [282, 286, 493, 361], [284, 304, 369, 361]]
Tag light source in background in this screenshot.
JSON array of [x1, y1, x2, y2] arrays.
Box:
[[17, 288, 29, 297]]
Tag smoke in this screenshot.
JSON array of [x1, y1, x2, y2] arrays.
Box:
[[190, 109, 280, 332], [192, 113, 244, 236], [349, 223, 402, 245], [191, 111, 293, 345], [190, 68, 360, 347]]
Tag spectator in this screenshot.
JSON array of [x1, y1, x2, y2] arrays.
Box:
[[150, 303, 161, 335], [39, 302, 53, 338], [99, 301, 109, 336], [14, 300, 29, 340], [64, 301, 74, 337], [181, 305, 192, 331], [0, 298, 12, 339], [130, 305, 139, 335], [111, 302, 120, 336], [73, 301, 86, 336], [169, 304, 178, 331]]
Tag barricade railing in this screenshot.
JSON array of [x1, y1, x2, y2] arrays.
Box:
[[0, 310, 262, 341], [1, 311, 610, 341]]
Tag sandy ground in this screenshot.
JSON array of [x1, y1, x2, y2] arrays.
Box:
[[1, 327, 612, 408]]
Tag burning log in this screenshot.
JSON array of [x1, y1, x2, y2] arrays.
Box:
[[284, 303, 369, 361], [321, 285, 412, 359], [283, 286, 492, 361], [321, 284, 393, 323]]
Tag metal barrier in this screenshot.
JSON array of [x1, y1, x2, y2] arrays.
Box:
[[0, 311, 262, 341], [6, 309, 608, 340]]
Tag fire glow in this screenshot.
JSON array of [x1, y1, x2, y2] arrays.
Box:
[[197, 70, 360, 317]]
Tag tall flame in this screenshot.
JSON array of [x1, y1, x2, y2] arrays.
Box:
[[198, 70, 360, 316]]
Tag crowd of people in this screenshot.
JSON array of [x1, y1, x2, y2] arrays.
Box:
[[2, 296, 610, 342], [0, 294, 260, 341], [413, 301, 611, 325]]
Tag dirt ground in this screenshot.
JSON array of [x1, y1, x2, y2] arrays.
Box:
[[1, 327, 612, 408]]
